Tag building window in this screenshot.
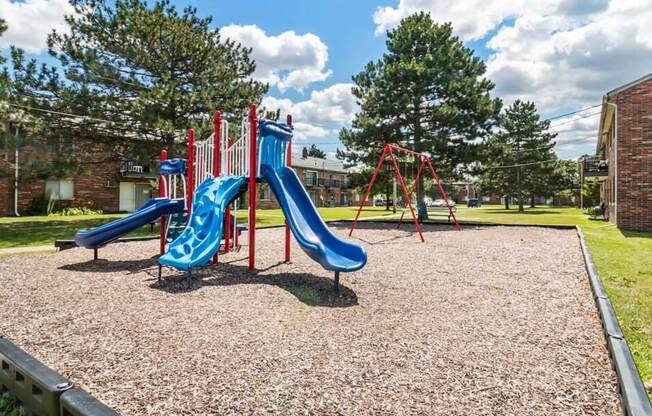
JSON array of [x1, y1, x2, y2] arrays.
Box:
[[45, 179, 74, 200], [120, 182, 153, 212], [259, 184, 271, 201], [46, 136, 73, 153], [305, 170, 318, 186]]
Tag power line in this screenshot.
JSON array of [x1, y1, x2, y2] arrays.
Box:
[[544, 104, 602, 121], [483, 159, 557, 170], [548, 111, 601, 129]]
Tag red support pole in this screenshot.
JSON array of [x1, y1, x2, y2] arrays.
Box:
[[284, 114, 292, 263], [159, 149, 167, 256], [213, 112, 221, 264], [389, 148, 424, 242], [349, 145, 390, 237], [397, 157, 426, 230], [248, 104, 257, 271], [224, 135, 232, 254], [425, 158, 461, 231], [187, 129, 195, 215]]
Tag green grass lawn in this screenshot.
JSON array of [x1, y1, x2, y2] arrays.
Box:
[[0, 206, 396, 249], [0, 204, 649, 392], [0, 214, 159, 249]]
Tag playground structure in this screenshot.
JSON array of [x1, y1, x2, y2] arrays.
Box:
[[75, 105, 367, 290], [349, 143, 461, 242], [159, 105, 367, 288]]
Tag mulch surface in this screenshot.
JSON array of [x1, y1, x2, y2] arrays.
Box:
[[0, 223, 620, 415]]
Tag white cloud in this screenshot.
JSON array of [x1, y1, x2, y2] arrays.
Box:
[[548, 112, 602, 158], [486, 1, 652, 111], [261, 83, 358, 140], [373, 0, 530, 40], [0, 0, 75, 53], [374, 1, 652, 157], [484, 0, 652, 157], [221, 24, 332, 92]]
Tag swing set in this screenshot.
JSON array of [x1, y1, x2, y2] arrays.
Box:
[[349, 143, 461, 242]]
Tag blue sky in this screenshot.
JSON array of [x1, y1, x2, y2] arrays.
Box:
[[2, 0, 652, 159]]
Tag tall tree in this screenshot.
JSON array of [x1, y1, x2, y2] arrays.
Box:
[[478, 100, 557, 211], [549, 159, 580, 206], [4, 0, 266, 152], [339, 13, 501, 213], [305, 144, 326, 159]]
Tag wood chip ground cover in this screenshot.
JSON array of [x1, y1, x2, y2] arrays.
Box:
[[0, 224, 620, 415]]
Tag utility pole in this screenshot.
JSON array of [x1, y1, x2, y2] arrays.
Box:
[[392, 178, 397, 214], [13, 127, 20, 217]]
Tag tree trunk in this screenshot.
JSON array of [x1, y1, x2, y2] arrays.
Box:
[[530, 194, 535, 208], [504, 197, 510, 210], [415, 157, 427, 219], [385, 182, 391, 211], [517, 167, 524, 212], [392, 178, 397, 214]]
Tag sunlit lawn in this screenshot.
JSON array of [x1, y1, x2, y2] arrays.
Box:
[[0, 206, 396, 249]]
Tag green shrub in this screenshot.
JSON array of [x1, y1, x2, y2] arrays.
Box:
[[50, 206, 103, 216], [0, 395, 24, 416]]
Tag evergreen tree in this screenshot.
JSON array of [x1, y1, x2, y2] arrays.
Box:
[[478, 100, 557, 211], [305, 144, 326, 159], [4, 0, 266, 152], [339, 13, 501, 214]]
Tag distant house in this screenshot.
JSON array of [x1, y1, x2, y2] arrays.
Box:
[[258, 153, 353, 209], [585, 73, 652, 231]]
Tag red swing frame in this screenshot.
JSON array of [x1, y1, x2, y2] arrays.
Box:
[[348, 144, 461, 242]]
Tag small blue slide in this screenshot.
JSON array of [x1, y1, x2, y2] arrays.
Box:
[[75, 198, 185, 249], [158, 176, 246, 270]]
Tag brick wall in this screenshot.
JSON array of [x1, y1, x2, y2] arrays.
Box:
[[615, 77, 652, 231], [0, 136, 159, 216]]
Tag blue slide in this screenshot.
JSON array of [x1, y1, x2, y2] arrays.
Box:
[[75, 197, 185, 249], [258, 121, 367, 273], [158, 176, 247, 270]]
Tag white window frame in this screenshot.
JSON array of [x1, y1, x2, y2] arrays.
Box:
[[259, 184, 271, 201], [45, 179, 74, 200], [305, 170, 318, 187]]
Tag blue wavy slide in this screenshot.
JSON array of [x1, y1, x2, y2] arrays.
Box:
[[158, 175, 246, 270], [75, 198, 185, 249]]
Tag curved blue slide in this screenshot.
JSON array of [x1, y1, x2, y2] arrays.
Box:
[[75, 198, 185, 249], [258, 121, 367, 273], [158, 176, 246, 270]]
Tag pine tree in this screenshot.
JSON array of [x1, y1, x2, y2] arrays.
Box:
[[306, 144, 326, 159], [339, 13, 501, 213], [478, 100, 557, 211], [4, 0, 266, 152]]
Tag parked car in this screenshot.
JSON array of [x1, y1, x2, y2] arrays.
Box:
[[374, 198, 393, 206], [430, 198, 456, 207], [467, 198, 481, 208]]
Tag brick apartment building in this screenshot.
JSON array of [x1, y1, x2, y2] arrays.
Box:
[[257, 153, 353, 209], [0, 134, 161, 216], [0, 133, 353, 215], [583, 73, 652, 231]]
